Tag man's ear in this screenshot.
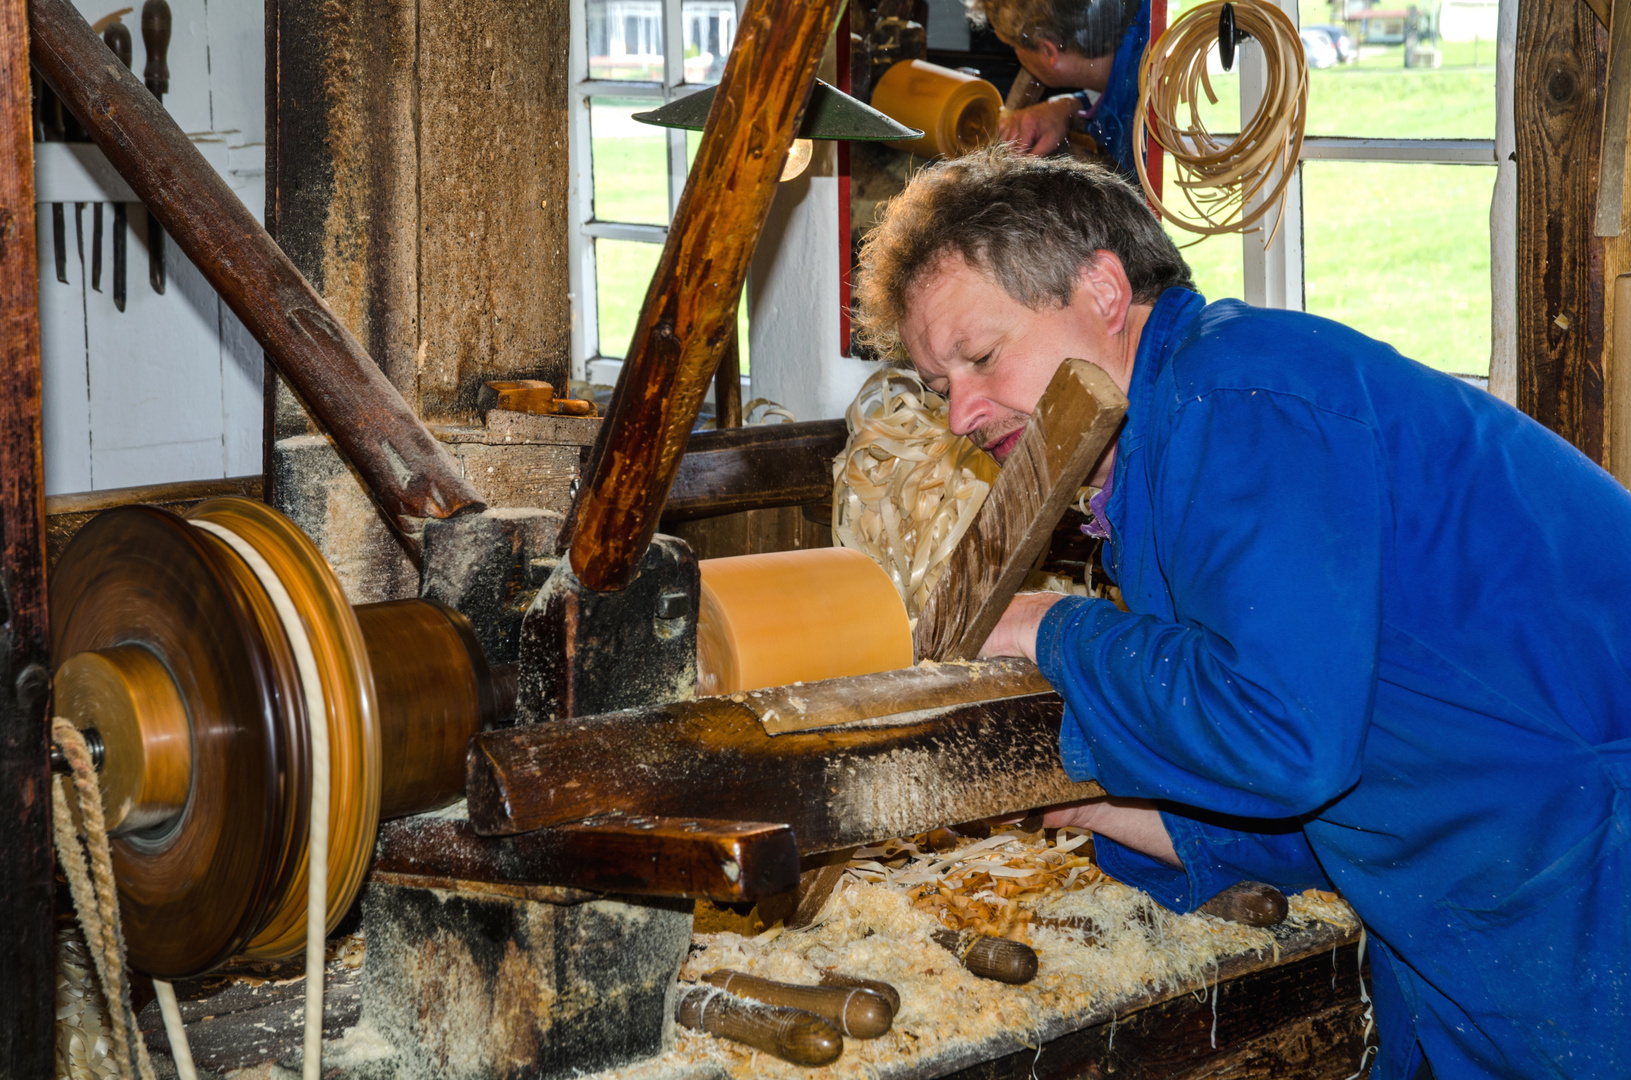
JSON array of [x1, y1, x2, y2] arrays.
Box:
[[1035, 38, 1063, 76], [1078, 253, 1134, 334]]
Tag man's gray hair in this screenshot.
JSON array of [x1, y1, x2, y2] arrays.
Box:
[[965, 0, 1143, 58], [854, 146, 1195, 364]]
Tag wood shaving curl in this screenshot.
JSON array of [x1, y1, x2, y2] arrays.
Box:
[[832, 369, 999, 618]]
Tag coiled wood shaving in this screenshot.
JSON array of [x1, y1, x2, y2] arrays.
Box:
[[832, 369, 999, 618], [1134, 0, 1307, 243], [56, 928, 120, 1080], [847, 828, 1104, 945]]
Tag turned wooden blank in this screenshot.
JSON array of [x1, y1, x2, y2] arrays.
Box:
[[913, 359, 1127, 661]]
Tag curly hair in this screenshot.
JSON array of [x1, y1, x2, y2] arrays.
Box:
[[965, 0, 1144, 58], [853, 146, 1194, 364]]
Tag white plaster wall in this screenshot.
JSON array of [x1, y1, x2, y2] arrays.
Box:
[[34, 0, 265, 496], [747, 138, 876, 424]]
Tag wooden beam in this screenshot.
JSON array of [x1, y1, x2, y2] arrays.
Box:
[[466, 692, 1106, 851], [715, 321, 743, 429], [372, 814, 800, 902], [1517, 0, 1609, 461], [0, 0, 55, 1069], [914, 360, 1126, 661], [662, 418, 847, 522], [563, 0, 843, 591], [28, 0, 485, 537]]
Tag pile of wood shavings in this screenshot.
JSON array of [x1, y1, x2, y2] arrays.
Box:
[[832, 368, 999, 618], [849, 828, 1103, 943], [55, 927, 119, 1080], [667, 829, 1360, 1080]]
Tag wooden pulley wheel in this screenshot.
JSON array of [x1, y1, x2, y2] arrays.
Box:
[[51, 505, 303, 978], [52, 498, 495, 979], [185, 497, 380, 962]]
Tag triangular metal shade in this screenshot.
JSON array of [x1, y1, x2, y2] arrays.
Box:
[[632, 80, 922, 142]]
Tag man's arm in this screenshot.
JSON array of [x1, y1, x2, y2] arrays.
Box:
[[996, 389, 1387, 821]]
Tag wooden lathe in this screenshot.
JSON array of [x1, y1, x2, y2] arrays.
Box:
[[2, 1, 1369, 1077]]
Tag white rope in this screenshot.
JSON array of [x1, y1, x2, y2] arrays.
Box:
[[150, 982, 196, 1080], [191, 520, 331, 1080]]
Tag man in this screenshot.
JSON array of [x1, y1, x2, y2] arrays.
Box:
[[854, 147, 1631, 1080], [968, 0, 1148, 175]]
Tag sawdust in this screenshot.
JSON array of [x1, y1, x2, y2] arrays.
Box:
[[652, 830, 1360, 1079]]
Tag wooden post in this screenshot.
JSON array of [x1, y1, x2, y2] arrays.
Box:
[[563, 0, 843, 592], [0, 0, 56, 1070], [1515, 0, 1608, 462], [28, 0, 486, 537], [715, 320, 744, 429]]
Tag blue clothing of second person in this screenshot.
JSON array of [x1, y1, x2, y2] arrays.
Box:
[[1072, 0, 1149, 179], [1034, 288, 1631, 1079]]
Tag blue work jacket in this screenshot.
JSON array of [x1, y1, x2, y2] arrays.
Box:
[[1036, 288, 1631, 1079]]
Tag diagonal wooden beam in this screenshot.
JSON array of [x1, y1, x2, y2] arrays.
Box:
[[562, 0, 844, 592]]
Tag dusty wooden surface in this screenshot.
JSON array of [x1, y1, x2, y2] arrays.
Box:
[[267, 0, 570, 427], [374, 807, 801, 902], [914, 361, 1125, 661], [1517, 0, 1608, 462], [663, 418, 848, 521], [745, 658, 1053, 735], [0, 0, 54, 1068], [564, 0, 843, 591], [715, 323, 744, 428], [940, 941, 1369, 1080], [29, 0, 484, 535], [468, 692, 1105, 850]]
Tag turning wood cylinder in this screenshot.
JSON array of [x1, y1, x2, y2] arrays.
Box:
[[870, 60, 1002, 159], [695, 548, 913, 696]]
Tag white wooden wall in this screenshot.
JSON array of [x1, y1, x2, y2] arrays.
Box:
[[33, 0, 264, 496]]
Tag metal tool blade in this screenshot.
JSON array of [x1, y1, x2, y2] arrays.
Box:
[[112, 204, 127, 311], [52, 204, 67, 283], [91, 204, 103, 292], [143, 0, 171, 294]]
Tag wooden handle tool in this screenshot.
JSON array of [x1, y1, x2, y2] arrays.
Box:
[[1196, 881, 1288, 927], [703, 969, 893, 1038], [675, 985, 843, 1066], [140, 0, 170, 294], [931, 929, 1038, 985], [818, 970, 901, 1015], [100, 19, 132, 311]]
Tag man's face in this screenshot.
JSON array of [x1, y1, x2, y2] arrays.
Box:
[[898, 254, 1114, 465]]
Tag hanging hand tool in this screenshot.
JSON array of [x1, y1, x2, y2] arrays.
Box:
[[140, 0, 169, 294], [37, 75, 68, 283], [101, 18, 132, 310]]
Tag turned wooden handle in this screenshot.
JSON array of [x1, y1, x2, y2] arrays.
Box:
[[704, 969, 893, 1038], [819, 970, 901, 1015], [675, 985, 843, 1066], [1197, 881, 1288, 927], [931, 929, 1038, 985]]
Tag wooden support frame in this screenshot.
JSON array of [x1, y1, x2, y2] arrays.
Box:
[[1516, 0, 1610, 462], [0, 0, 54, 1069]]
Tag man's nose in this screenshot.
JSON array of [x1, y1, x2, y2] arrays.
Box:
[[946, 383, 989, 437]]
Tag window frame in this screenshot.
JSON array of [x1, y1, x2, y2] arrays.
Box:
[[1234, 0, 1511, 393], [570, 0, 749, 379]]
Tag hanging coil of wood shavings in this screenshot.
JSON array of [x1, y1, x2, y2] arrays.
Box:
[[1134, 0, 1307, 244], [832, 368, 999, 619]]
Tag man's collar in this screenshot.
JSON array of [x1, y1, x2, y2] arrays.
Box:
[[1120, 287, 1206, 449]]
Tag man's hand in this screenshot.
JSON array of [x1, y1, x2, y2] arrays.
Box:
[[998, 96, 1079, 156], [979, 591, 1069, 661]]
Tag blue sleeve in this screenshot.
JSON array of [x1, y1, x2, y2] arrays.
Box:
[[1036, 390, 1385, 818], [1092, 809, 1333, 913]]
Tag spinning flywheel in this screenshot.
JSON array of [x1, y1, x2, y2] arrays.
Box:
[[50, 498, 501, 979]]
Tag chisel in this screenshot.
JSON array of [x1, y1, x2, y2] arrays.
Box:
[[141, 0, 171, 295], [102, 19, 133, 311], [38, 80, 68, 283]]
